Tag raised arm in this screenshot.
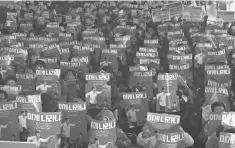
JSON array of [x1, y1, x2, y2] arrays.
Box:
[[85, 91, 91, 98]]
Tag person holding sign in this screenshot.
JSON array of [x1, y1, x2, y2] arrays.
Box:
[[18, 110, 28, 141], [86, 86, 105, 108], [27, 130, 54, 148], [36, 80, 56, 94], [0, 122, 11, 140], [60, 117, 76, 144], [126, 105, 140, 128], [154, 87, 170, 112]]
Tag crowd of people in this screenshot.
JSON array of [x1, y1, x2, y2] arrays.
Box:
[[0, 1, 234, 148]]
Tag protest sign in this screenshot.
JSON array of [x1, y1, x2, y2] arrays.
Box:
[[6, 12, 17, 28], [147, 112, 184, 148], [205, 64, 231, 87], [0, 85, 22, 101], [41, 44, 61, 58], [15, 95, 42, 113], [129, 70, 153, 97], [35, 69, 61, 96], [207, 49, 227, 64], [183, 5, 204, 22], [58, 102, 87, 140], [89, 119, 116, 147], [0, 141, 36, 148], [122, 92, 148, 126], [156, 73, 179, 112], [206, 113, 222, 136], [164, 2, 183, 18], [219, 132, 235, 148], [16, 73, 36, 95], [60, 61, 87, 76], [0, 55, 15, 80], [38, 58, 59, 69], [217, 11, 235, 22], [27, 112, 61, 148], [85, 72, 111, 110], [202, 86, 230, 121], [152, 8, 170, 22], [0, 102, 20, 141]]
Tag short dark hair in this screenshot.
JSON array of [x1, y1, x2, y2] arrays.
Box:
[[0, 90, 8, 99], [211, 102, 225, 112], [35, 60, 47, 69], [5, 76, 17, 84], [65, 117, 69, 121], [104, 100, 107, 102], [79, 133, 83, 136], [94, 138, 99, 141]]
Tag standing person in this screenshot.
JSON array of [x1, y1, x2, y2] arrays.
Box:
[[154, 87, 170, 112], [60, 117, 76, 145], [86, 86, 104, 108], [133, 82, 144, 92], [76, 133, 87, 148], [18, 110, 28, 141], [126, 105, 140, 127], [0, 122, 11, 140], [36, 80, 56, 94], [27, 130, 54, 148]]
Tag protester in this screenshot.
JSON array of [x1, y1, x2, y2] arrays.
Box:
[[0, 1, 234, 148]]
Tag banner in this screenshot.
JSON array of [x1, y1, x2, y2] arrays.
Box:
[[205, 64, 231, 87], [85, 72, 111, 109], [35, 69, 61, 96], [27, 112, 61, 148], [0, 141, 36, 148], [152, 8, 170, 22], [217, 11, 235, 22], [122, 92, 148, 126], [202, 86, 230, 121], [129, 70, 153, 97], [157, 73, 178, 94], [16, 73, 36, 95], [0, 102, 20, 141], [0, 85, 22, 101], [207, 49, 227, 64], [219, 132, 235, 148], [147, 112, 184, 148], [165, 2, 183, 18], [15, 95, 42, 113], [206, 113, 222, 136], [58, 102, 87, 140], [89, 119, 116, 147], [183, 5, 203, 22]]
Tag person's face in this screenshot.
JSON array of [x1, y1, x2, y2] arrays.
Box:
[[22, 112, 26, 116], [162, 89, 166, 93], [0, 93, 6, 103], [66, 71, 75, 80], [36, 64, 44, 70], [7, 79, 16, 85], [95, 140, 99, 145], [36, 133, 40, 138], [213, 106, 225, 114], [29, 33, 34, 37], [104, 101, 107, 105], [66, 119, 69, 123], [92, 87, 96, 92], [224, 24, 229, 29], [150, 68, 156, 76], [79, 134, 83, 139], [131, 106, 135, 110]]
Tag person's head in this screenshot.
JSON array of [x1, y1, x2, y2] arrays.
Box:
[[91, 86, 96, 92], [94, 138, 99, 145], [130, 105, 135, 110], [65, 117, 69, 123], [11, 134, 16, 140], [79, 133, 83, 139], [21, 110, 26, 117], [35, 130, 40, 138], [5, 76, 17, 85], [35, 60, 46, 70], [137, 82, 141, 87], [224, 22, 230, 29], [162, 87, 166, 93], [211, 102, 226, 114], [0, 90, 8, 103], [104, 100, 107, 105], [65, 70, 76, 80]]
